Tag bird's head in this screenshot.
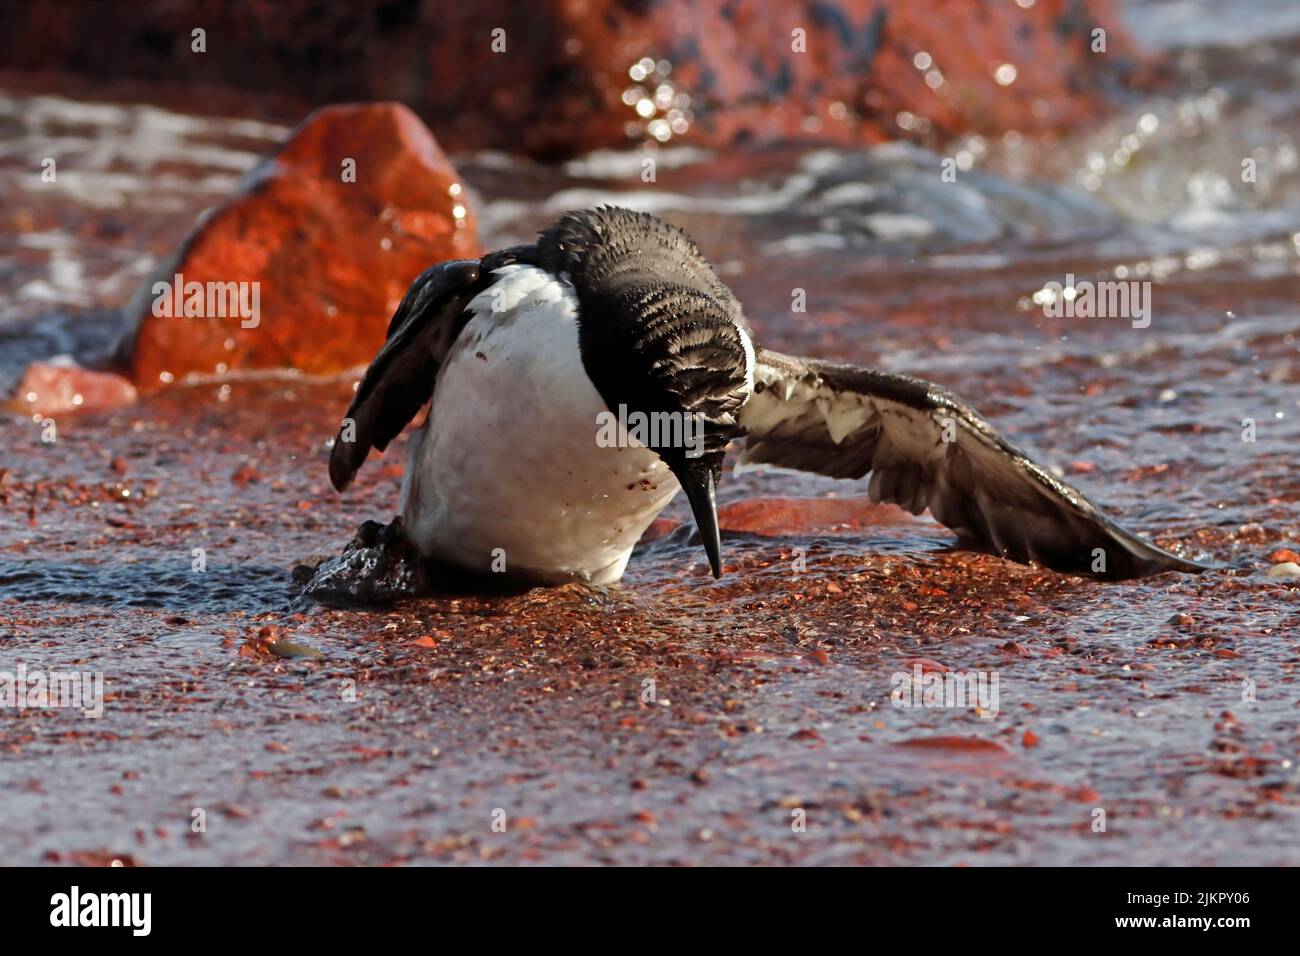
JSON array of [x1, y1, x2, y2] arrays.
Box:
[[579, 285, 751, 578], [541, 207, 754, 578]]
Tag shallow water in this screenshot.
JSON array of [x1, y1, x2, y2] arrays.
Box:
[[1, 1, 1298, 865]]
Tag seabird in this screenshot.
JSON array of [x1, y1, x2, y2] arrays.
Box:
[[328, 206, 1205, 586]]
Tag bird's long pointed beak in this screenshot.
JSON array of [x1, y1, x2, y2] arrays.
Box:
[[678, 465, 723, 579]]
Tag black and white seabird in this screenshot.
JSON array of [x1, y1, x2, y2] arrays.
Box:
[[328, 206, 1205, 586]]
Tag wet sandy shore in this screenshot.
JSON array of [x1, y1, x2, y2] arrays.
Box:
[[2, 373, 1296, 865]]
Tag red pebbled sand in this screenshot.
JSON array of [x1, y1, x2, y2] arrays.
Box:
[[1, 379, 1294, 866]]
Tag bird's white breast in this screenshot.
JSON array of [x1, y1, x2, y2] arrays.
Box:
[[400, 264, 680, 584]]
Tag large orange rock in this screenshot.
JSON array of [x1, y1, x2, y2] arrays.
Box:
[[114, 103, 478, 390]]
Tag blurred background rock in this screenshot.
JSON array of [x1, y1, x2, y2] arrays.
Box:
[[0, 0, 1146, 158]]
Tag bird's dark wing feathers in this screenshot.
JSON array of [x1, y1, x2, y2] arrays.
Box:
[[738, 348, 1207, 579], [328, 259, 482, 491]]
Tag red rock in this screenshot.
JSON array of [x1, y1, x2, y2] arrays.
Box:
[[230, 465, 260, 486], [631, 0, 1142, 153], [238, 640, 273, 661], [1268, 549, 1300, 565], [8, 360, 138, 417], [59, 850, 139, 867], [894, 736, 1011, 754], [1, 2, 1143, 159], [901, 657, 949, 674], [718, 495, 914, 535], [114, 103, 478, 390], [1022, 730, 1041, 747], [639, 516, 681, 541]]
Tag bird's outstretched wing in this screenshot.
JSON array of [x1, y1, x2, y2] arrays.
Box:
[[328, 260, 482, 491], [737, 348, 1207, 579]]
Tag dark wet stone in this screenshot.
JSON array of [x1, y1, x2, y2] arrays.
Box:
[[299, 518, 432, 606]]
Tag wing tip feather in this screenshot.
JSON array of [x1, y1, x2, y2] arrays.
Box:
[[328, 440, 359, 493]]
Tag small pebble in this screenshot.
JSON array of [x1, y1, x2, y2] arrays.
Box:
[[270, 639, 325, 659], [1266, 562, 1300, 578]]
